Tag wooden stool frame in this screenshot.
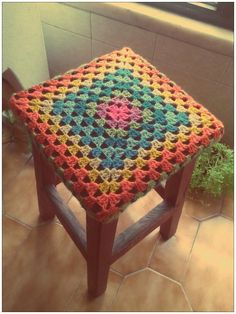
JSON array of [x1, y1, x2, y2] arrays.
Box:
[[32, 142, 196, 297]]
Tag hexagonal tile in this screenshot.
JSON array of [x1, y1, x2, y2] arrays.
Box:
[[110, 269, 191, 311], [149, 213, 199, 282], [183, 216, 233, 311], [3, 223, 86, 311]]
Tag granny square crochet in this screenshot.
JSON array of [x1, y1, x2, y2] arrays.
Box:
[[10, 47, 224, 221]]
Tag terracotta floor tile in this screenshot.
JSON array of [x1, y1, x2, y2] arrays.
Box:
[[3, 223, 86, 312], [3, 139, 233, 311], [111, 269, 191, 311], [4, 150, 72, 226], [184, 196, 222, 221], [3, 216, 31, 270], [3, 141, 31, 189], [111, 229, 158, 275], [3, 163, 45, 227], [65, 271, 123, 311], [117, 189, 163, 233], [66, 196, 86, 228], [149, 214, 199, 282], [56, 182, 72, 204], [183, 216, 233, 311], [221, 191, 234, 220], [111, 190, 162, 275]]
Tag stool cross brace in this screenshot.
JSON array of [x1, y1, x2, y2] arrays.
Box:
[[32, 142, 195, 297]]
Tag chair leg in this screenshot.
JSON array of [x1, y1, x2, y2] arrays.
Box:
[[32, 142, 57, 221], [86, 214, 118, 297], [160, 159, 196, 240]]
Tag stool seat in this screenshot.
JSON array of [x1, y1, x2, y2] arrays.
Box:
[[10, 47, 224, 222]]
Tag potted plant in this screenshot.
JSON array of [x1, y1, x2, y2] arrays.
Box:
[[2, 69, 31, 150], [3, 108, 30, 142], [188, 142, 233, 214]]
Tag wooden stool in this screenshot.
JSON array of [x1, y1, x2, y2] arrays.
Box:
[[10, 47, 224, 297]]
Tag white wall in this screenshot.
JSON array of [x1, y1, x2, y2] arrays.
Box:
[[38, 3, 233, 147], [3, 3, 233, 146], [3, 3, 49, 89]]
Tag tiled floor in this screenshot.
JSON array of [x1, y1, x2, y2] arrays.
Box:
[[3, 140, 234, 312]]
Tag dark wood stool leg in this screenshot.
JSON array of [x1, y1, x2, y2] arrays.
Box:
[[160, 159, 196, 240], [86, 214, 118, 297], [32, 143, 57, 220]]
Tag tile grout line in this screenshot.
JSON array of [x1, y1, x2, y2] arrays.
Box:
[[180, 284, 194, 312], [67, 6, 157, 39], [5, 212, 57, 230], [220, 213, 233, 221], [3, 152, 33, 190], [63, 263, 125, 310], [148, 267, 193, 312], [124, 267, 147, 279], [90, 36, 120, 51], [3, 218, 36, 267], [151, 33, 158, 63], [32, 216, 58, 229], [108, 275, 126, 310], [186, 207, 223, 223], [148, 267, 183, 286], [110, 268, 124, 277], [198, 212, 221, 223], [181, 221, 200, 284], [62, 281, 82, 311], [87, 17, 122, 54], [66, 4, 233, 59], [122, 265, 184, 286], [4, 213, 33, 230], [42, 21, 92, 40], [146, 231, 161, 267], [66, 193, 73, 204]]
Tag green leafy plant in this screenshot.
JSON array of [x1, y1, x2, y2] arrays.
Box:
[[3, 108, 31, 151], [2, 108, 16, 125], [190, 142, 233, 198]]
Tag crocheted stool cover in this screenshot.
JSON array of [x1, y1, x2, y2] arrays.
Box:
[[10, 47, 224, 222]]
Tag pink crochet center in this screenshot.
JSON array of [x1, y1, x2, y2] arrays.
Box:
[[97, 97, 142, 129]]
